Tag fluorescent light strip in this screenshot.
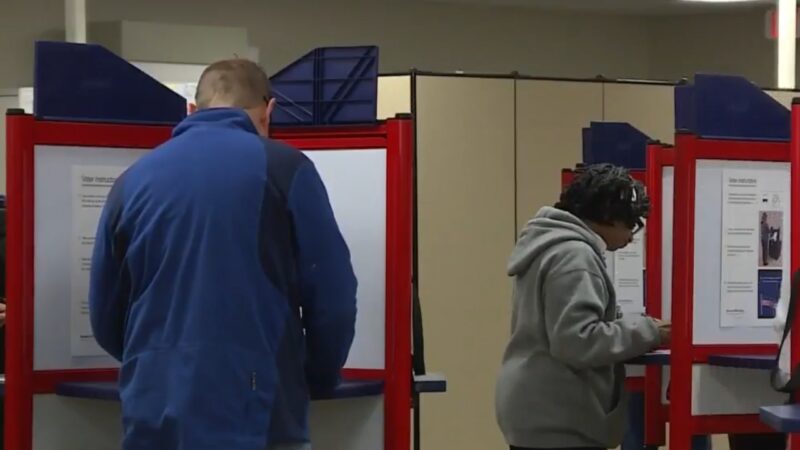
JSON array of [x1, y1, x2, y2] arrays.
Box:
[[777, 0, 797, 89], [681, 0, 760, 3]]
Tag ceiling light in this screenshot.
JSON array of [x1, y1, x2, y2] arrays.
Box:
[[681, 0, 760, 3]]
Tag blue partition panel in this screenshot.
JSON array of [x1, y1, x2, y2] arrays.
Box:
[[270, 46, 379, 126], [584, 122, 650, 169], [675, 84, 695, 133], [34, 41, 186, 125], [582, 127, 592, 165], [674, 74, 789, 141]]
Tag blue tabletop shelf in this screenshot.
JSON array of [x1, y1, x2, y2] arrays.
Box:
[[55, 374, 447, 403], [626, 351, 776, 370], [56, 382, 120, 401], [707, 354, 776, 371], [414, 373, 447, 394], [628, 350, 671, 366], [761, 404, 800, 432], [56, 379, 386, 402]]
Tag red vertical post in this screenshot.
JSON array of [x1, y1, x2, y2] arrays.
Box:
[[5, 112, 35, 450], [669, 132, 697, 450], [644, 143, 667, 446], [384, 117, 413, 450], [789, 100, 800, 450], [644, 144, 663, 324], [561, 169, 574, 188]]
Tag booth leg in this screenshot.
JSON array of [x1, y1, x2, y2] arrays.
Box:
[[623, 391, 646, 450], [413, 392, 421, 450], [728, 433, 786, 450], [791, 433, 800, 450]]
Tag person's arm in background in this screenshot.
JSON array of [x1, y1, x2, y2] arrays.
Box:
[[288, 160, 358, 395], [774, 273, 792, 385], [544, 268, 662, 370], [775, 277, 790, 335], [0, 207, 5, 327], [88, 178, 130, 361]]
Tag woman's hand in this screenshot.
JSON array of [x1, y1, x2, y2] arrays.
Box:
[[0, 300, 7, 327], [653, 318, 671, 346]]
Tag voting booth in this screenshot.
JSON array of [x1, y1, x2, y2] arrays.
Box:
[[759, 95, 800, 450], [565, 78, 798, 450], [3, 41, 439, 450], [659, 75, 791, 450]]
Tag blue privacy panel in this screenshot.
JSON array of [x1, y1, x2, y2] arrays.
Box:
[[582, 122, 650, 169], [674, 74, 789, 141], [34, 41, 186, 125], [675, 85, 695, 133], [270, 46, 378, 126], [582, 127, 592, 165]]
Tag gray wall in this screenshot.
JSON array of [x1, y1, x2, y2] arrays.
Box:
[[0, 0, 65, 87], [648, 11, 777, 86], [0, 0, 784, 89], [86, 0, 651, 79]]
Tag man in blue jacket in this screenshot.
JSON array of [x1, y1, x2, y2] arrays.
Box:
[[89, 59, 358, 450]]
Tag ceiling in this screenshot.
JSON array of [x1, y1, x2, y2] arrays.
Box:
[[423, 0, 774, 14]]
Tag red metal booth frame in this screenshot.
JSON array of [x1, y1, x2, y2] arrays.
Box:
[[643, 142, 674, 447], [789, 101, 800, 450], [5, 113, 414, 450], [668, 132, 785, 450]]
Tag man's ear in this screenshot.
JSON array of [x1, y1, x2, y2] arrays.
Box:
[[263, 98, 277, 136], [188, 103, 198, 114]]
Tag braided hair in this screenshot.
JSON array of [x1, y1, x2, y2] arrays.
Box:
[[555, 163, 650, 229]]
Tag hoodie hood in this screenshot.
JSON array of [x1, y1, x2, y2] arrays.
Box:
[[508, 207, 607, 276]]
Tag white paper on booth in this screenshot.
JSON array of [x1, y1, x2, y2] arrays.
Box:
[[720, 169, 786, 328], [164, 83, 198, 113], [70, 165, 126, 357], [604, 251, 615, 281], [614, 230, 646, 315], [18, 87, 33, 114]]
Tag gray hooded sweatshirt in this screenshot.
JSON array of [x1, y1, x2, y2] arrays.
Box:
[[495, 207, 661, 449]]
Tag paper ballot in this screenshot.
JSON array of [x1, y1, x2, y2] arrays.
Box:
[[614, 230, 646, 315]]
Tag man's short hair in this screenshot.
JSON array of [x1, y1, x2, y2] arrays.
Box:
[[555, 163, 649, 228], [195, 59, 271, 110]]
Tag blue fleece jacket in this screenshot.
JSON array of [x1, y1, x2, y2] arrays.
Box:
[[88, 108, 358, 450]]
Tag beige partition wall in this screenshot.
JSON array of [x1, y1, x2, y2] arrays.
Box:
[[515, 80, 603, 230], [377, 75, 411, 119], [603, 83, 675, 144], [415, 75, 515, 449]]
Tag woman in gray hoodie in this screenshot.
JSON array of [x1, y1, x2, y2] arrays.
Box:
[[495, 164, 669, 450]]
